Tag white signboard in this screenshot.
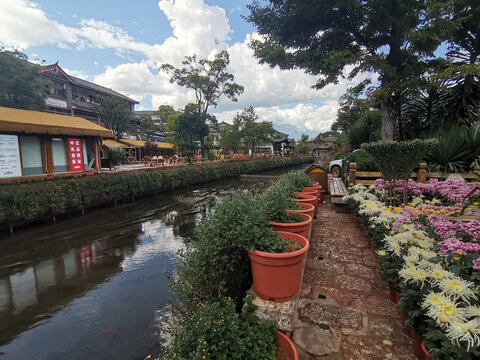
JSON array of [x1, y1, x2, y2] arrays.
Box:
[[46, 97, 68, 108], [0, 134, 22, 178]]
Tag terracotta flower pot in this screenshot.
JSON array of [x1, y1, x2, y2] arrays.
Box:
[[311, 182, 320, 187], [248, 231, 309, 302], [277, 330, 299, 360], [303, 185, 325, 203], [288, 202, 315, 220], [293, 194, 316, 211], [410, 329, 425, 359], [270, 213, 312, 240], [295, 191, 319, 215], [421, 340, 431, 360]]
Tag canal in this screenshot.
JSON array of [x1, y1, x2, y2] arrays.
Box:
[[0, 165, 308, 360]]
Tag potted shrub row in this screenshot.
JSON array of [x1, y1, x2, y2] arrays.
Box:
[[161, 171, 320, 359]]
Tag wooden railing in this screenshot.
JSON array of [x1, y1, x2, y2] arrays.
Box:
[[347, 162, 479, 185]]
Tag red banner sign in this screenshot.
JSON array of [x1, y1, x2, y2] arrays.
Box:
[[68, 138, 85, 172]]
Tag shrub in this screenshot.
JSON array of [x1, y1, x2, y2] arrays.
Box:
[[257, 185, 302, 223], [362, 139, 435, 181], [108, 148, 128, 165], [161, 295, 277, 360], [345, 149, 378, 171], [170, 192, 283, 309]]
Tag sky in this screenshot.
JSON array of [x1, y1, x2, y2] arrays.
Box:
[[0, 0, 373, 140]]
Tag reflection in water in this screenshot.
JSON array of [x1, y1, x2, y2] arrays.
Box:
[[0, 177, 276, 360]]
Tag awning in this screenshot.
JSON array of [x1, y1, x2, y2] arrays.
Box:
[[0, 106, 114, 138], [102, 139, 127, 149], [119, 139, 146, 147], [119, 139, 174, 149]]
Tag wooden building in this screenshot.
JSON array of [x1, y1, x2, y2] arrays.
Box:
[[39, 63, 138, 125], [0, 106, 113, 181]]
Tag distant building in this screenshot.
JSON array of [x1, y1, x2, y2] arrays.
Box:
[[209, 121, 232, 147], [38, 63, 139, 138], [270, 131, 295, 156], [308, 136, 337, 156], [133, 110, 167, 142]]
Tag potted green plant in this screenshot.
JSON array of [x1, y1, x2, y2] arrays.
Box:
[[108, 148, 127, 171], [257, 185, 312, 240], [161, 294, 298, 360]]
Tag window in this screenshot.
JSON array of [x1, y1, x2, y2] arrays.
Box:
[[19, 136, 44, 175], [52, 138, 68, 173], [82, 138, 96, 170], [50, 81, 67, 98]]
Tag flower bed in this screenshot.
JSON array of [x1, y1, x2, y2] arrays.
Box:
[[345, 179, 480, 359], [0, 156, 312, 228]]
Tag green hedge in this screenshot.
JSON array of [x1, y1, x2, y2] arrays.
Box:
[[0, 157, 313, 226]]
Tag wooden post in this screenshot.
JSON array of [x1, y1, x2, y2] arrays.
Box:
[[349, 162, 357, 185], [418, 162, 427, 183]]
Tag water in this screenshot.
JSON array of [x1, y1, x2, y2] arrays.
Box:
[[0, 177, 276, 360]]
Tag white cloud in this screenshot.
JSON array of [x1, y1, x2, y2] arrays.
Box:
[[0, 0, 374, 136], [0, 0, 77, 49]]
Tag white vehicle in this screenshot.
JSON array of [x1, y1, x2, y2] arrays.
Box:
[[328, 158, 343, 177], [328, 149, 360, 177]]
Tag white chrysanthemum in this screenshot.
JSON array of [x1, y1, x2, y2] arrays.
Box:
[[384, 237, 402, 256], [403, 253, 420, 267], [376, 250, 386, 256], [439, 277, 478, 303], [466, 306, 480, 318], [446, 319, 480, 351], [409, 197, 425, 207], [427, 267, 452, 282], [400, 265, 428, 286], [423, 292, 467, 327], [417, 259, 438, 269], [407, 246, 437, 260]]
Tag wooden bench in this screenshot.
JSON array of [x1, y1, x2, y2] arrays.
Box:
[[330, 177, 349, 212]]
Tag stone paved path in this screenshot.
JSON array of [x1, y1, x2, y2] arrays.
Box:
[[292, 198, 417, 360]]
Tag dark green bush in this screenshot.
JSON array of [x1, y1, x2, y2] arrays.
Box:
[[108, 148, 128, 165], [361, 140, 435, 181], [345, 149, 378, 171], [162, 296, 277, 360]]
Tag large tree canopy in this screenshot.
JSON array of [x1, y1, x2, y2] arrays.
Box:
[[93, 95, 133, 139], [160, 50, 244, 115], [161, 50, 244, 157], [0, 50, 50, 110], [247, 0, 444, 140]]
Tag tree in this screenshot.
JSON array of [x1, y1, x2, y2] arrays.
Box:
[[138, 115, 162, 141], [348, 110, 382, 149], [331, 93, 375, 134], [160, 50, 244, 157], [93, 95, 133, 139], [175, 105, 209, 153], [0, 50, 50, 110], [154, 104, 176, 133], [234, 106, 275, 156], [296, 134, 311, 155], [219, 124, 241, 153], [247, 1, 446, 140], [166, 111, 185, 153]]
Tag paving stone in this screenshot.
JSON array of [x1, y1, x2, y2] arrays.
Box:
[[300, 302, 363, 330], [367, 314, 412, 346], [349, 294, 401, 319], [293, 323, 341, 357]]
